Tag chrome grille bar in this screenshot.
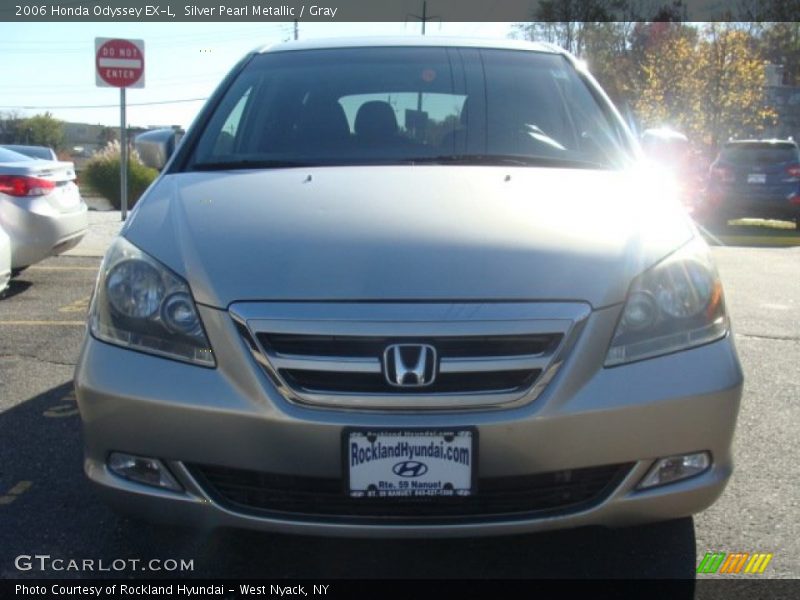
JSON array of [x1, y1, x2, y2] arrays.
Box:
[[270, 354, 381, 373], [439, 354, 550, 373]]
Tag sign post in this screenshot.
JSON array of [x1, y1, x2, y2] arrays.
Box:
[[120, 87, 127, 221], [95, 38, 145, 221]]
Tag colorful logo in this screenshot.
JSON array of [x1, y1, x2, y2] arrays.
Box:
[[697, 552, 773, 574]]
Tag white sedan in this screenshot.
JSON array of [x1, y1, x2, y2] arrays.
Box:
[[0, 146, 88, 274]]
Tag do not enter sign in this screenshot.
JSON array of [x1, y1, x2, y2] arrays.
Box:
[[94, 37, 145, 222], [95, 38, 145, 88]]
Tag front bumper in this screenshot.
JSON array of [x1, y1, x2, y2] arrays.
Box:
[[75, 303, 743, 538]]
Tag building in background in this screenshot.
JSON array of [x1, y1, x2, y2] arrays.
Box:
[[765, 64, 800, 141]]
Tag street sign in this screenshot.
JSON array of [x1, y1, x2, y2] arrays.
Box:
[[95, 37, 145, 222], [95, 38, 144, 88]]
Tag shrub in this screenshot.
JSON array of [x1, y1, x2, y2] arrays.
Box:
[[82, 141, 158, 210]]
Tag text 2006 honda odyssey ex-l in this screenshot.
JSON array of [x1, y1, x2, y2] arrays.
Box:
[[75, 38, 742, 537]]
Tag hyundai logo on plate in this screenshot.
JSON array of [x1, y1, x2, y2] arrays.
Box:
[[392, 460, 429, 478]]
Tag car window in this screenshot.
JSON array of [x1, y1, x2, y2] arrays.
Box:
[[720, 143, 799, 165], [3, 145, 53, 160], [0, 147, 34, 162], [481, 50, 628, 166], [188, 47, 632, 170], [211, 87, 252, 155], [27, 147, 54, 160], [338, 92, 466, 147]]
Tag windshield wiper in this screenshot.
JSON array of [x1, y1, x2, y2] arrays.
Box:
[[405, 154, 612, 169], [191, 159, 315, 171]]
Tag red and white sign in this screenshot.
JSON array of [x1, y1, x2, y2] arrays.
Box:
[[95, 38, 145, 88]]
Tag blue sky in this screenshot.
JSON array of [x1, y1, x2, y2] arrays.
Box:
[[0, 22, 512, 130]]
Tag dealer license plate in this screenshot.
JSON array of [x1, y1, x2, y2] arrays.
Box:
[[747, 173, 766, 184], [346, 430, 475, 498]]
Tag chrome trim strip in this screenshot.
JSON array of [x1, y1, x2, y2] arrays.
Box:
[[439, 354, 548, 373], [230, 302, 589, 323], [271, 354, 381, 373], [296, 389, 526, 409], [241, 319, 571, 337]]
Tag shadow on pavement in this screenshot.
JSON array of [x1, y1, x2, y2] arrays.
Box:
[[0, 382, 696, 584], [0, 279, 32, 300]]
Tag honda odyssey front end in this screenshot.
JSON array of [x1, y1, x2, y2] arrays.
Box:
[[75, 37, 742, 537]]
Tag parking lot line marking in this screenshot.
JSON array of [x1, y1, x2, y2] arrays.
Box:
[[27, 266, 99, 271], [0, 481, 33, 505], [44, 405, 80, 418], [59, 296, 91, 313], [0, 321, 85, 326], [44, 389, 80, 418]]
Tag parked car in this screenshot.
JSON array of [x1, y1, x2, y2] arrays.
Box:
[[0, 146, 88, 272], [75, 38, 742, 538], [1, 144, 59, 161], [706, 139, 800, 229]]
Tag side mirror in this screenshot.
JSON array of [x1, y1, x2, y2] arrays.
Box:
[[134, 128, 182, 171]]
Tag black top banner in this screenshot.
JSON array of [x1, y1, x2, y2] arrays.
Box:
[[1, 0, 799, 22]]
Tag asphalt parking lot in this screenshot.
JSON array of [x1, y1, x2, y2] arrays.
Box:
[[0, 244, 798, 580]]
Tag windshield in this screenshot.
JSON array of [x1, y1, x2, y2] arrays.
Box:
[[187, 47, 632, 170]]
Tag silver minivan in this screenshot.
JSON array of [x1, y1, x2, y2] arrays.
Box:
[[75, 38, 742, 537]]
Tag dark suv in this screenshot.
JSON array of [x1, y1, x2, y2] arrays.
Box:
[[706, 139, 800, 229]]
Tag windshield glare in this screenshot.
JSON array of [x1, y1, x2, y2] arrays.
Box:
[[189, 47, 632, 170]]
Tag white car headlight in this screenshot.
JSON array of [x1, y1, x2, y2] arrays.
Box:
[[605, 238, 728, 366], [89, 237, 215, 367]]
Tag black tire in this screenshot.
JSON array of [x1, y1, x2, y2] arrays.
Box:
[[11, 267, 27, 278]]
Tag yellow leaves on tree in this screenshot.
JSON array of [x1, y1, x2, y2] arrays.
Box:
[[634, 24, 777, 150]]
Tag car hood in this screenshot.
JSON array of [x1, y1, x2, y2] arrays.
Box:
[[123, 166, 693, 309]]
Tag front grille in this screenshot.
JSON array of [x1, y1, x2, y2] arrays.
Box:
[[188, 463, 633, 524], [230, 302, 589, 409]]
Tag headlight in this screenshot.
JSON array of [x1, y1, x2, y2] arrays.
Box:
[[605, 238, 727, 366], [89, 236, 215, 367]]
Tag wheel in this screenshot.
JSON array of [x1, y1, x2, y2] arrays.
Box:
[[11, 267, 27, 278]]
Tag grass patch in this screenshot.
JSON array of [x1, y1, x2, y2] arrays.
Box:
[[728, 218, 795, 230], [700, 218, 800, 247]]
